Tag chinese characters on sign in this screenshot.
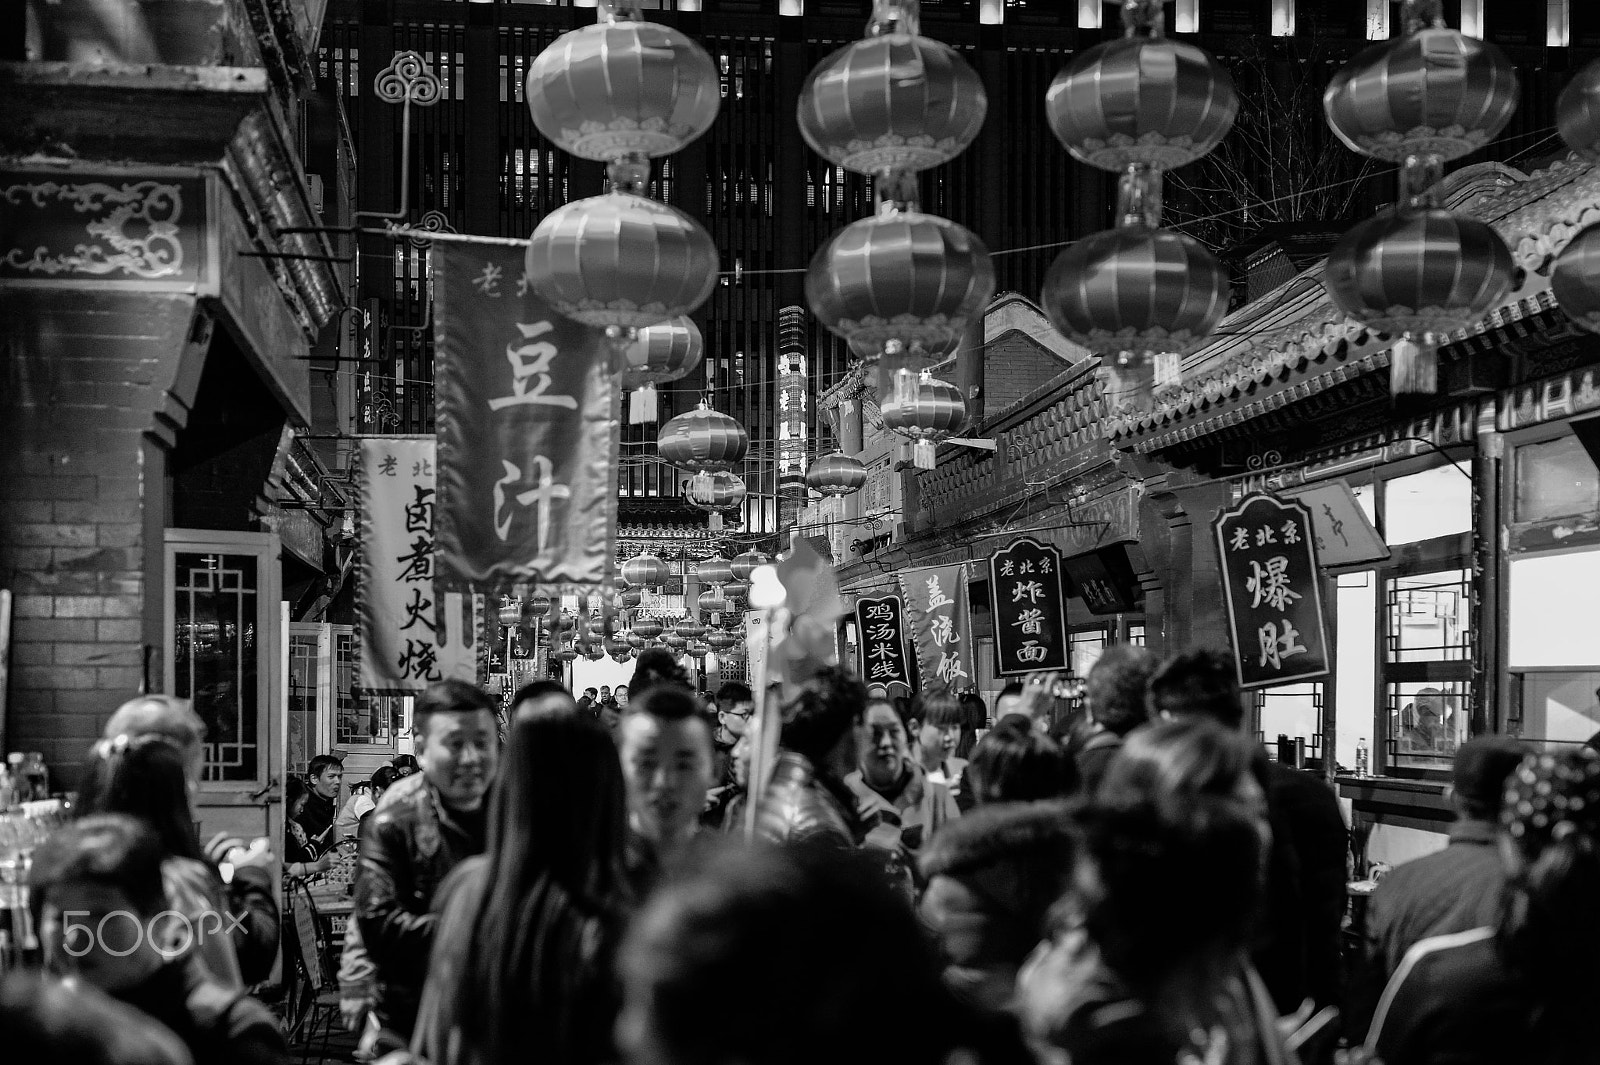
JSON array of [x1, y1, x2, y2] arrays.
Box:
[[989, 538, 1069, 676], [899, 564, 975, 692], [1213, 493, 1330, 689], [432, 245, 618, 591], [854, 595, 912, 691], [359, 438, 476, 695]]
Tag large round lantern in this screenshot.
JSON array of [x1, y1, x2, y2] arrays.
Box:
[[1324, 205, 1514, 395], [619, 589, 643, 610], [604, 635, 634, 662], [805, 452, 867, 496], [658, 401, 750, 474], [1323, 4, 1517, 166], [526, 171, 719, 334], [1552, 224, 1600, 334], [806, 200, 994, 369], [584, 644, 607, 662], [879, 371, 967, 469], [664, 634, 689, 650], [626, 633, 646, 650], [686, 642, 710, 658], [730, 550, 769, 581], [797, 2, 986, 178], [621, 552, 668, 589], [523, 594, 552, 622], [1558, 59, 1600, 159], [675, 617, 709, 640], [685, 472, 747, 518], [496, 598, 522, 627], [525, 1, 720, 163], [698, 591, 730, 615], [722, 579, 750, 601], [631, 617, 664, 640], [707, 631, 739, 651], [586, 614, 611, 638], [697, 556, 734, 587], [1044, 8, 1237, 173], [619, 316, 704, 423]]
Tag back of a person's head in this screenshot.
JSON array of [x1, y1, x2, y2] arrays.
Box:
[[511, 679, 571, 709], [779, 668, 867, 765], [29, 814, 167, 923], [716, 681, 753, 705], [916, 688, 963, 729], [1085, 645, 1156, 736], [1077, 794, 1263, 990], [1097, 717, 1256, 812], [102, 695, 204, 752], [1451, 735, 1529, 821], [632, 649, 690, 694], [76, 735, 201, 863], [1146, 648, 1243, 728], [0, 971, 194, 1065], [370, 766, 399, 793], [966, 717, 1077, 804], [628, 683, 701, 723], [620, 841, 976, 1065], [957, 692, 988, 727], [414, 678, 497, 733]]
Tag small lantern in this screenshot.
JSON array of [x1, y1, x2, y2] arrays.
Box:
[[699, 590, 731, 615], [664, 634, 689, 650], [632, 618, 665, 639], [621, 552, 668, 589], [697, 556, 735, 587], [619, 316, 704, 424], [805, 452, 868, 496], [523, 594, 552, 621], [731, 550, 770, 581], [658, 401, 750, 474], [685, 471, 747, 531], [878, 370, 967, 469], [675, 617, 709, 640], [496, 598, 522, 627], [723, 579, 750, 601], [619, 589, 644, 610]]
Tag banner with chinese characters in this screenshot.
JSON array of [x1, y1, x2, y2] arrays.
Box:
[[432, 245, 619, 592], [899, 564, 975, 692], [1213, 493, 1331, 689], [358, 438, 478, 695], [989, 538, 1069, 676], [855, 595, 913, 691]]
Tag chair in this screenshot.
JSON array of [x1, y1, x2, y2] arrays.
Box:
[[285, 880, 344, 1065]]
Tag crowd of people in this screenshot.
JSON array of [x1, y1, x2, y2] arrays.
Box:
[[3, 644, 1598, 1065]]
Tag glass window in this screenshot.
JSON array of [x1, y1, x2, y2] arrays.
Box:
[[1509, 548, 1600, 668], [1069, 627, 1108, 678], [1383, 465, 1472, 545], [1515, 433, 1600, 523], [1259, 682, 1322, 765], [1387, 569, 1470, 663], [1334, 571, 1377, 773], [1513, 671, 1600, 749], [1388, 680, 1469, 772]]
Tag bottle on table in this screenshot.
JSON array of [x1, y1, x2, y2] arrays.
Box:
[[1355, 737, 1370, 777]]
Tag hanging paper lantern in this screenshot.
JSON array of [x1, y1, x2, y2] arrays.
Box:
[[686, 642, 710, 658], [675, 617, 709, 640], [1552, 224, 1600, 333], [706, 631, 739, 651], [805, 452, 868, 496], [1323, 1, 1517, 166], [523, 594, 552, 621], [696, 556, 735, 587], [496, 598, 522, 627], [722, 579, 750, 601], [619, 588, 644, 610], [584, 644, 607, 662], [879, 371, 967, 470], [806, 189, 994, 369], [555, 611, 577, 632], [631, 617, 664, 639], [698, 590, 730, 615], [626, 633, 646, 650], [586, 614, 611, 637], [1558, 59, 1600, 159], [1325, 204, 1514, 396], [658, 401, 750, 473], [621, 552, 668, 589], [796, 1, 986, 179], [685, 473, 747, 533], [619, 316, 704, 424], [525, 0, 720, 163], [730, 550, 769, 581], [526, 167, 719, 334], [604, 636, 634, 661], [1044, 4, 1237, 173], [664, 634, 689, 650], [555, 646, 579, 663]]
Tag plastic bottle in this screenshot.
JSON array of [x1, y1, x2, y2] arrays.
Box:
[[0, 761, 11, 810], [22, 753, 47, 802], [4, 754, 22, 806], [1355, 737, 1370, 777]]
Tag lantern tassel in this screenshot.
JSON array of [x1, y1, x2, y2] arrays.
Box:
[[1390, 336, 1438, 397], [629, 384, 659, 424], [710, 513, 724, 531], [913, 439, 936, 469]]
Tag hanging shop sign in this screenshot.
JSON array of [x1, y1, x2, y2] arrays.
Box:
[[989, 537, 1070, 676], [1213, 493, 1331, 689], [900, 564, 975, 692], [432, 245, 619, 591], [1062, 546, 1140, 616], [358, 437, 477, 695], [1281, 480, 1389, 568], [855, 594, 913, 690]]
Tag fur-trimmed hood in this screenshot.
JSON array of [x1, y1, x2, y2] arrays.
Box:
[[919, 799, 1080, 880]]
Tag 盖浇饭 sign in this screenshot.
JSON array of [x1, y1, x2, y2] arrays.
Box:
[[1213, 493, 1330, 689], [900, 564, 975, 692], [989, 538, 1069, 676]]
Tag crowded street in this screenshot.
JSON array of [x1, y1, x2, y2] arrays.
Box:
[[3, 1, 1600, 1064]]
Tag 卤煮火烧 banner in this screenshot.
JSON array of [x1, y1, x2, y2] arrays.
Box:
[[432, 245, 618, 592], [358, 437, 477, 695], [899, 564, 974, 692]]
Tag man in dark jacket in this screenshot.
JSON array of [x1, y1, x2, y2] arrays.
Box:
[[355, 678, 498, 1040], [1148, 648, 1349, 1013], [295, 754, 344, 857], [1073, 646, 1155, 794], [757, 668, 869, 850]]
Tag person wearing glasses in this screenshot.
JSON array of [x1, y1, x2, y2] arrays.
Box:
[[703, 682, 754, 829]]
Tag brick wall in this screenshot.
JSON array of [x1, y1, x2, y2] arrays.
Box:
[[0, 289, 199, 782], [983, 332, 1075, 415]]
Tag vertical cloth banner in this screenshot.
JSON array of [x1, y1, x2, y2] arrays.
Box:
[[855, 594, 913, 691], [432, 244, 618, 591], [358, 438, 478, 695], [989, 537, 1069, 676], [1213, 493, 1331, 689], [900, 564, 975, 692]]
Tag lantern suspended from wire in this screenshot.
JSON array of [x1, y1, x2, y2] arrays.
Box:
[[730, 550, 769, 581], [604, 636, 634, 662], [699, 590, 731, 615], [631, 617, 664, 639], [619, 588, 644, 610], [1322, 0, 1519, 397], [675, 617, 709, 640], [523, 594, 552, 621], [879, 370, 967, 469], [626, 633, 646, 650], [707, 631, 740, 651], [555, 646, 580, 663], [697, 556, 735, 587], [686, 642, 711, 658], [523, 1, 722, 341], [685, 471, 747, 531], [805, 452, 868, 497], [722, 579, 750, 601], [621, 552, 668, 590], [619, 315, 704, 424], [1040, 0, 1236, 411], [664, 634, 689, 650], [496, 598, 522, 628], [584, 644, 607, 662], [658, 401, 750, 474]]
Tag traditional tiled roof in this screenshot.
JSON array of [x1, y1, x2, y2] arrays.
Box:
[[1107, 156, 1600, 452]]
